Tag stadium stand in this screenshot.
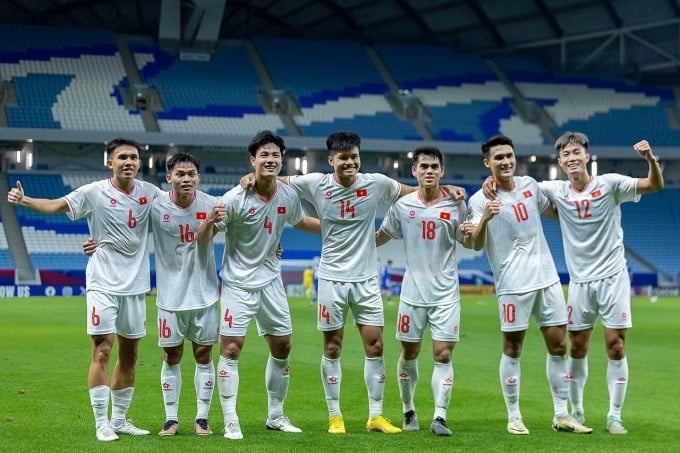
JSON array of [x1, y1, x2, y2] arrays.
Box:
[[375, 42, 545, 144], [254, 37, 420, 139], [495, 55, 680, 146], [132, 38, 283, 135], [0, 24, 145, 131]]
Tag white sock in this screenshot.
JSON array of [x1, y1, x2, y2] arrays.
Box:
[[568, 356, 588, 415], [110, 387, 134, 426], [321, 355, 342, 417], [606, 358, 628, 419], [546, 354, 569, 418], [217, 356, 239, 421], [365, 356, 386, 419], [500, 354, 521, 420], [397, 356, 419, 413], [431, 361, 453, 420], [89, 385, 110, 429], [265, 356, 290, 420], [194, 361, 215, 420], [161, 362, 181, 421]]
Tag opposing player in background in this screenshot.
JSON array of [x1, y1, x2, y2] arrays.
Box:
[[379, 260, 395, 305], [463, 135, 591, 435], [7, 138, 159, 441], [280, 131, 465, 434], [303, 264, 316, 307], [540, 133, 663, 434], [197, 130, 320, 440], [376, 146, 466, 436]]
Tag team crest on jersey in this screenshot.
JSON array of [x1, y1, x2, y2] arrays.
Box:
[[357, 188, 367, 197], [110, 199, 117, 206], [523, 190, 533, 198], [325, 191, 333, 199], [440, 211, 451, 220], [590, 189, 602, 198], [163, 213, 170, 222], [277, 206, 286, 214], [196, 212, 207, 220], [139, 197, 148, 205], [248, 208, 256, 216], [409, 210, 416, 218]]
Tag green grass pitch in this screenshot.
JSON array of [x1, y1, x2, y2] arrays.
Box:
[[1, 295, 679, 452]]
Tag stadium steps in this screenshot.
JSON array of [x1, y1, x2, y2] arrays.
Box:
[[114, 33, 158, 132], [0, 172, 38, 282]]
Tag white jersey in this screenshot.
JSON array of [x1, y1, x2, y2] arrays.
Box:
[[63, 178, 162, 295], [151, 190, 220, 311], [289, 172, 400, 282], [216, 183, 304, 290], [380, 189, 466, 306], [468, 176, 560, 295], [539, 174, 639, 283]]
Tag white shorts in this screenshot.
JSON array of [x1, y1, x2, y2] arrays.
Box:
[[86, 290, 146, 338], [157, 304, 219, 348], [497, 282, 568, 332], [220, 278, 291, 337], [395, 300, 460, 343], [567, 270, 632, 330], [316, 277, 383, 331]]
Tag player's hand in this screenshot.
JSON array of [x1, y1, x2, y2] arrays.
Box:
[[7, 181, 24, 205], [633, 140, 655, 161], [482, 176, 497, 200], [276, 243, 283, 260], [240, 173, 256, 189], [207, 203, 227, 224], [82, 238, 98, 256], [483, 199, 502, 220], [443, 184, 466, 201], [459, 221, 475, 236]]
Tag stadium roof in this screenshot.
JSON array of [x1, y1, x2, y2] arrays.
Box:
[[2, 0, 679, 85]]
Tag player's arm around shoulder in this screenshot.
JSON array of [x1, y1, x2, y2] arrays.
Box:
[[633, 140, 664, 195], [375, 228, 392, 247], [294, 216, 321, 234]]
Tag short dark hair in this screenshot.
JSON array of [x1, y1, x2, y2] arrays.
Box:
[[248, 130, 286, 157], [326, 131, 361, 153], [412, 146, 444, 167], [166, 153, 200, 173], [481, 135, 514, 158], [555, 131, 589, 153], [105, 137, 142, 157]]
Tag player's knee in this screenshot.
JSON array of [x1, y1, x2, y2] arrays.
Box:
[[547, 338, 567, 356], [91, 336, 113, 364], [193, 345, 212, 364], [433, 349, 451, 363], [164, 347, 183, 364], [607, 340, 626, 360], [221, 343, 241, 359], [364, 338, 383, 357]]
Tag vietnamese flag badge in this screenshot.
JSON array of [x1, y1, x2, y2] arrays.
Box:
[[440, 211, 451, 220], [523, 190, 533, 198], [139, 197, 148, 205], [357, 188, 367, 197], [591, 190, 601, 198], [277, 206, 286, 214], [196, 212, 207, 220]]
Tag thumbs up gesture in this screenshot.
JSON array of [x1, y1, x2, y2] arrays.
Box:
[[7, 181, 24, 205]]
